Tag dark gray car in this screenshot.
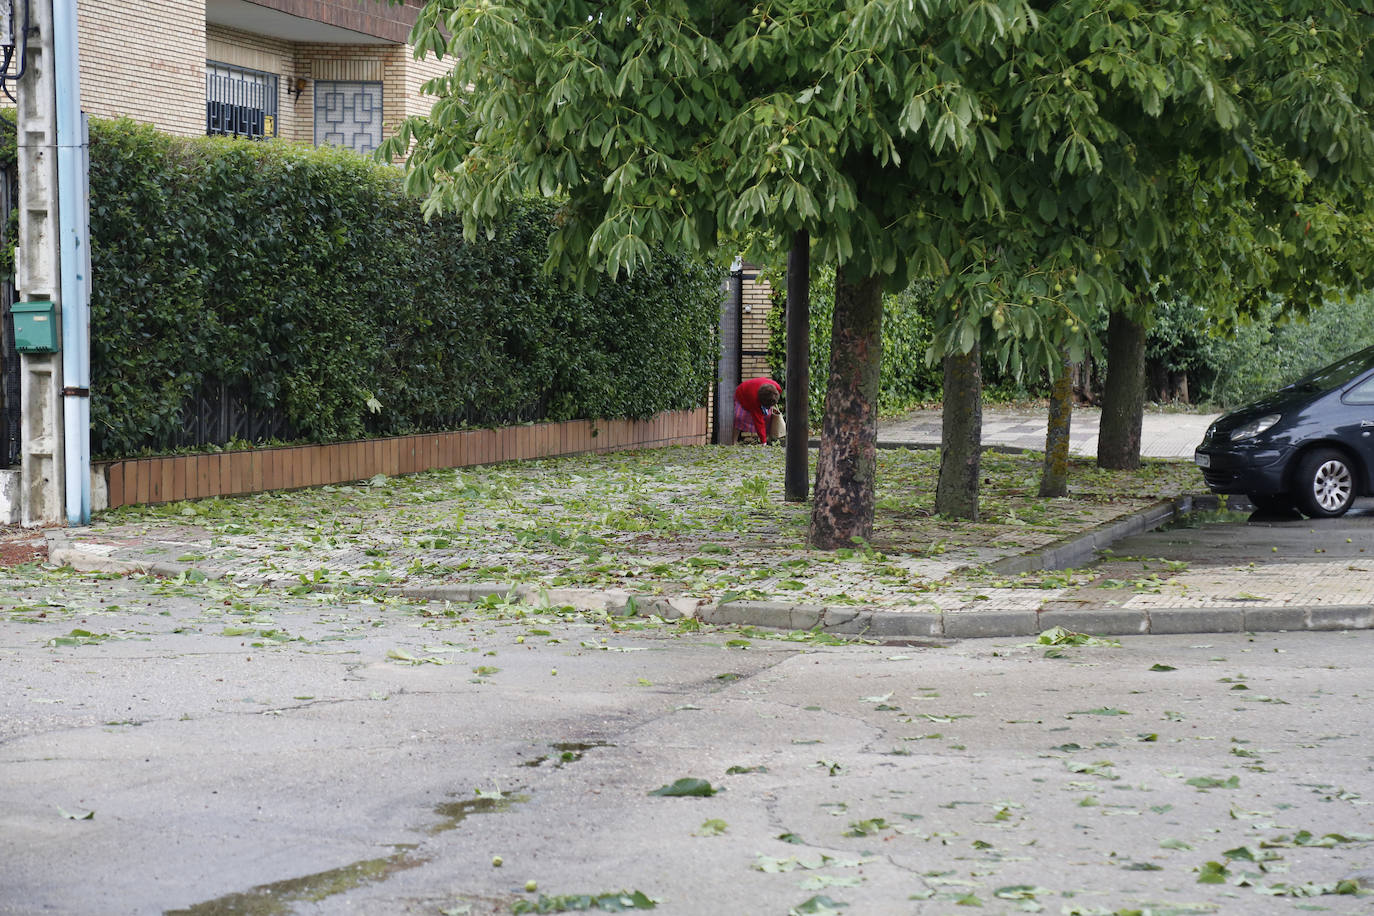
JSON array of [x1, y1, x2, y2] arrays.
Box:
[[1194, 345, 1374, 517]]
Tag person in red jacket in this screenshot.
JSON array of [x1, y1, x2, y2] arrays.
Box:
[[734, 377, 783, 444]]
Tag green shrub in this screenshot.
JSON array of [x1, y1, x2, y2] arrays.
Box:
[[1193, 294, 1374, 408], [63, 118, 722, 457]]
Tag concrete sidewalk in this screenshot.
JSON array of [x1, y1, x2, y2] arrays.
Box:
[[878, 406, 1219, 459], [40, 408, 1374, 640]]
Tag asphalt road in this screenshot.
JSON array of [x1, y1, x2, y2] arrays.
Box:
[[1106, 497, 1374, 566], [2, 568, 1371, 914]]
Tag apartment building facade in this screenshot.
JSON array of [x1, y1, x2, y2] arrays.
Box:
[[76, 0, 448, 154]]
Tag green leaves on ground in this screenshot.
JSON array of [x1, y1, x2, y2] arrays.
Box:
[[100, 445, 1204, 609], [513, 891, 655, 913], [756, 855, 864, 874], [46, 628, 110, 647], [789, 896, 848, 916], [1262, 830, 1373, 848], [647, 778, 717, 798], [57, 806, 94, 820], [386, 647, 449, 666], [1196, 860, 1230, 884], [994, 886, 1051, 903], [1036, 627, 1120, 648], [842, 818, 888, 837]]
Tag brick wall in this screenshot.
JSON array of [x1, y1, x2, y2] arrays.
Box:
[[740, 272, 776, 382], [77, 0, 207, 137], [239, 0, 421, 43], [402, 49, 450, 124]]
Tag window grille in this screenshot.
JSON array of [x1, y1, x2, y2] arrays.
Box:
[[314, 81, 383, 155], [206, 61, 278, 139]]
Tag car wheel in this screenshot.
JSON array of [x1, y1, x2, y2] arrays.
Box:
[[1294, 448, 1357, 518], [1245, 492, 1294, 515]]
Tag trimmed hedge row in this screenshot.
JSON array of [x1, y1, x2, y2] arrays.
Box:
[[47, 118, 721, 458]]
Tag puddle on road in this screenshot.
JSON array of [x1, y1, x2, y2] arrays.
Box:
[[167, 787, 531, 913], [429, 792, 530, 835], [163, 846, 425, 916], [520, 740, 614, 769], [1158, 506, 1254, 530]]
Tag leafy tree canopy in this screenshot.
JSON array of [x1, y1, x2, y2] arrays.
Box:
[[387, 1, 1374, 380]]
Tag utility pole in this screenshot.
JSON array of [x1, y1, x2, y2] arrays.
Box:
[[784, 230, 809, 502], [714, 258, 743, 445], [13, 0, 89, 526]]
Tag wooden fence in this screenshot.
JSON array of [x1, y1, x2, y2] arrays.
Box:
[[95, 408, 708, 509]]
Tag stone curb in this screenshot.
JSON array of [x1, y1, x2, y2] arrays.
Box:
[[987, 493, 1222, 575], [46, 532, 221, 580], [44, 517, 1374, 640]]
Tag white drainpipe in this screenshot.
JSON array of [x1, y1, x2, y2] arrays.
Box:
[[53, 0, 89, 525]]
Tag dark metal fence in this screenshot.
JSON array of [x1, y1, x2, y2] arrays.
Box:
[[0, 163, 19, 468], [206, 61, 278, 140], [172, 384, 297, 451]]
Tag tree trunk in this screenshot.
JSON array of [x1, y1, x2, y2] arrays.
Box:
[[808, 265, 883, 549], [935, 340, 981, 520], [1039, 352, 1072, 498], [1098, 309, 1146, 470], [1174, 370, 1189, 404], [785, 230, 810, 503]]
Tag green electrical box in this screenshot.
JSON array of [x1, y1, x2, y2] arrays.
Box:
[[12, 301, 58, 353]]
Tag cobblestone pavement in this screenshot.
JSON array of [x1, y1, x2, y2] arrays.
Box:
[[38, 409, 1374, 639]]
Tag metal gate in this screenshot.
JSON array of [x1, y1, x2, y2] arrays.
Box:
[[206, 61, 279, 139], [0, 162, 19, 468]]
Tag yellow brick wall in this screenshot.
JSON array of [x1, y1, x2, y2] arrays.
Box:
[[403, 49, 450, 122], [740, 273, 776, 382], [77, 0, 206, 137]]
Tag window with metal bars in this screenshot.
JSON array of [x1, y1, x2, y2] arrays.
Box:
[[205, 61, 278, 139], [314, 81, 383, 155]]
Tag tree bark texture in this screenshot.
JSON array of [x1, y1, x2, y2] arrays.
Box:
[[785, 230, 810, 503], [808, 265, 883, 549], [1039, 352, 1072, 498], [935, 341, 982, 520], [1098, 309, 1146, 470]]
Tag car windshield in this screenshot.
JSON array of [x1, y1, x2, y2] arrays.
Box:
[[1284, 345, 1374, 393]]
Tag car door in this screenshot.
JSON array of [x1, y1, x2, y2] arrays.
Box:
[[1337, 371, 1374, 489]]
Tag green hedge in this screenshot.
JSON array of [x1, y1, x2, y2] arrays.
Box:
[[58, 118, 721, 458], [1175, 294, 1374, 408]]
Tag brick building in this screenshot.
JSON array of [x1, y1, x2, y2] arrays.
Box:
[[738, 264, 776, 383], [75, 0, 447, 153]]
